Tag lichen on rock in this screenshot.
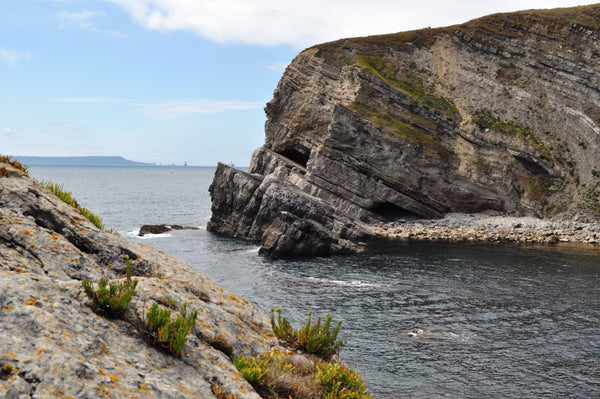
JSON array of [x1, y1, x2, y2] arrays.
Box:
[[0, 163, 276, 398]]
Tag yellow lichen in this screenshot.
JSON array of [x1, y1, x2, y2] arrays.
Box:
[[24, 298, 37, 306]]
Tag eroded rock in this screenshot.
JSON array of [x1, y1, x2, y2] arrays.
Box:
[[209, 5, 600, 256], [0, 164, 276, 398]]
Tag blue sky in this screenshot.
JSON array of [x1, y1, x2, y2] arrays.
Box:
[[1, 0, 596, 166]]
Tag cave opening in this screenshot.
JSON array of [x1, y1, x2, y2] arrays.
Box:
[[371, 201, 423, 221], [278, 148, 310, 168]]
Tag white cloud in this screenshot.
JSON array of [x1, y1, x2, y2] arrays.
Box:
[[108, 0, 598, 48], [136, 99, 264, 119], [0, 49, 32, 69], [55, 9, 106, 29]]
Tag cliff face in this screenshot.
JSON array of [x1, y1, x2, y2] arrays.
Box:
[[0, 164, 275, 398], [208, 5, 600, 256]]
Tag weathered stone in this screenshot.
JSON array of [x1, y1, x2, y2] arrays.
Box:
[[138, 224, 199, 236], [209, 5, 600, 256], [0, 164, 277, 398]]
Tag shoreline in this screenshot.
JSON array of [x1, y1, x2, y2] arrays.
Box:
[[374, 212, 600, 247]]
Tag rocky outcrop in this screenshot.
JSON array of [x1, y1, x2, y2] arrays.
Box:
[[209, 5, 600, 256], [0, 164, 277, 398], [138, 224, 199, 236]]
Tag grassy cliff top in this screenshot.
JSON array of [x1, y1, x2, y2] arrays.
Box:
[[311, 3, 600, 67]]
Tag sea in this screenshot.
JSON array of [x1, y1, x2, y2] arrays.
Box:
[[29, 165, 600, 398]]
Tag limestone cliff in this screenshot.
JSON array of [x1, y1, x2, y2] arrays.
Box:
[[208, 4, 600, 256], [0, 163, 276, 398]]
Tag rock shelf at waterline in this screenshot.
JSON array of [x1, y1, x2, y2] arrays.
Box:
[[374, 212, 600, 245]]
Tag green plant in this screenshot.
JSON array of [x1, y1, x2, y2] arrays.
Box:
[[144, 302, 198, 357], [211, 384, 240, 399], [82, 257, 138, 317], [317, 362, 372, 399], [41, 180, 106, 231], [232, 355, 269, 388], [232, 349, 372, 399], [271, 308, 344, 360]]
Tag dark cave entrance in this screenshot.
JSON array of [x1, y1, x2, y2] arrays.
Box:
[[278, 148, 310, 168], [371, 201, 423, 221]]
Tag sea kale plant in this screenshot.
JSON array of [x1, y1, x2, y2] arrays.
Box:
[[143, 302, 198, 357], [82, 257, 138, 317], [271, 308, 344, 360]]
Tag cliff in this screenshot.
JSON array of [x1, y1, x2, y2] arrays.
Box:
[[208, 4, 600, 256], [0, 163, 276, 398]]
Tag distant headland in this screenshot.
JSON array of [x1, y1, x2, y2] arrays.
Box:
[[13, 156, 151, 166]]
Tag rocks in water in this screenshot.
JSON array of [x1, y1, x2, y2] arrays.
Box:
[[0, 163, 275, 398], [209, 5, 600, 256], [138, 224, 199, 236]]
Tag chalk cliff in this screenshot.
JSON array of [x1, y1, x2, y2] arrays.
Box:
[[0, 163, 276, 398], [208, 5, 600, 256]]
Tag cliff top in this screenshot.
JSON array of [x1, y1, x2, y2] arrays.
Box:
[[312, 3, 600, 67]]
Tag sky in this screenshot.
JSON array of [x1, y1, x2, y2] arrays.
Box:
[[1, 1, 597, 166]]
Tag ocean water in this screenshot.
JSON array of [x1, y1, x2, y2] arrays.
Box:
[[29, 166, 600, 398]]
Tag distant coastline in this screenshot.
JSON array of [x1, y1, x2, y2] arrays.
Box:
[[14, 155, 152, 167]]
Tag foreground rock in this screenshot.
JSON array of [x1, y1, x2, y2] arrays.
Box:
[[0, 164, 277, 398], [209, 5, 600, 256]]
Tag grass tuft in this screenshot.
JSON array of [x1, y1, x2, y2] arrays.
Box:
[[41, 180, 108, 231], [271, 308, 343, 360]]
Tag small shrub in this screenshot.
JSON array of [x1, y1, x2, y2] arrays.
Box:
[[233, 349, 373, 399], [317, 362, 372, 399], [232, 355, 269, 388], [82, 257, 138, 317], [0, 155, 29, 175], [271, 308, 344, 360], [143, 302, 198, 357]]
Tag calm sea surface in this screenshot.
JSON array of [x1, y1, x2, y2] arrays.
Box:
[[29, 166, 600, 398]]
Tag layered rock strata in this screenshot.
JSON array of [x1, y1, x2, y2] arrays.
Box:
[[0, 164, 277, 398], [209, 5, 600, 256]]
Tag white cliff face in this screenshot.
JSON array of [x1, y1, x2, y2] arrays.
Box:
[[208, 6, 600, 256], [0, 164, 276, 398]]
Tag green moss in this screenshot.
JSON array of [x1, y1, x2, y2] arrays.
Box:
[[350, 101, 449, 158], [358, 56, 425, 98], [356, 56, 459, 122], [472, 109, 551, 158]]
